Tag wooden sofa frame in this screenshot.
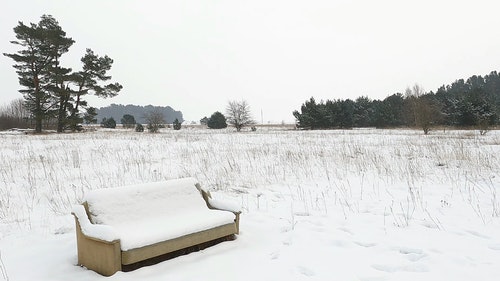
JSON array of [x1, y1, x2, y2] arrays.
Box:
[[72, 183, 240, 276]]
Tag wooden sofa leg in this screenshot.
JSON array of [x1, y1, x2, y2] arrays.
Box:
[[234, 212, 241, 234], [74, 219, 122, 276]]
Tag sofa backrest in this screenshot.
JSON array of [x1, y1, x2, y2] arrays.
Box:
[[84, 178, 207, 226]]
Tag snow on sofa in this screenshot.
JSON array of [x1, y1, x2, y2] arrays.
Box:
[[71, 178, 241, 276]]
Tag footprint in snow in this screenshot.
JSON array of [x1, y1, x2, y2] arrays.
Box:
[[404, 252, 427, 262], [397, 247, 423, 255], [337, 227, 354, 235], [358, 276, 390, 281], [297, 266, 315, 277], [53, 226, 72, 235], [269, 251, 280, 260], [465, 230, 490, 239], [330, 239, 353, 248], [371, 264, 399, 273], [311, 226, 326, 232], [372, 263, 429, 273], [395, 247, 427, 262], [354, 241, 377, 248], [488, 244, 500, 251]]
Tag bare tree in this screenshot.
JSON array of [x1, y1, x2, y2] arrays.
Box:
[[144, 109, 165, 133], [0, 98, 30, 130], [226, 100, 255, 132], [405, 84, 442, 134], [405, 84, 424, 126]]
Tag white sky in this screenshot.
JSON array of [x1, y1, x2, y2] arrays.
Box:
[[1, 0, 500, 123]]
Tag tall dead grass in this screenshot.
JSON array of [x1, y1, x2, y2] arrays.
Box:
[[0, 128, 498, 230]]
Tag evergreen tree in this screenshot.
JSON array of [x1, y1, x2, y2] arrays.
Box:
[[207, 111, 227, 129], [135, 123, 144, 132], [4, 15, 122, 133], [294, 97, 326, 129], [200, 116, 209, 126], [353, 96, 374, 127], [382, 93, 405, 127], [338, 99, 355, 128], [83, 107, 98, 124], [69, 49, 122, 130], [100, 117, 116, 128], [173, 118, 182, 130], [324, 100, 340, 128], [293, 71, 500, 130], [3, 15, 74, 133], [121, 114, 136, 129]]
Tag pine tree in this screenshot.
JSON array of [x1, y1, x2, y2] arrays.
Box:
[[4, 15, 122, 133], [100, 117, 116, 128], [83, 107, 98, 124], [135, 123, 144, 132], [173, 118, 182, 130], [207, 112, 227, 129], [69, 49, 122, 130], [4, 15, 74, 133], [121, 114, 136, 129]]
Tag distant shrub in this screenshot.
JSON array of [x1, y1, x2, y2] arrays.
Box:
[[135, 123, 144, 132], [121, 114, 136, 129], [100, 117, 116, 128], [207, 111, 227, 129], [478, 118, 490, 136], [173, 118, 182, 130], [200, 116, 209, 126], [144, 110, 165, 133]]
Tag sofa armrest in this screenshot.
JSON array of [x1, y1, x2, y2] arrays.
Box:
[[72, 205, 119, 243], [195, 183, 241, 213], [72, 205, 122, 276], [207, 198, 242, 214], [195, 183, 241, 234], [206, 197, 242, 234]]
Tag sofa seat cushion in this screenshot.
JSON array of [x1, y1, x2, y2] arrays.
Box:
[[111, 209, 235, 251]]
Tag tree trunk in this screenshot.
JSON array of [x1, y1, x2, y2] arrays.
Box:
[[57, 98, 66, 133], [34, 76, 43, 133]]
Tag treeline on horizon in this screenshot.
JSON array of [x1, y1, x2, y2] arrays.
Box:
[[293, 71, 500, 132], [96, 104, 183, 125]]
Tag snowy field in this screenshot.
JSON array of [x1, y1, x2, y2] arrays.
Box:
[[1, 128, 499, 281]]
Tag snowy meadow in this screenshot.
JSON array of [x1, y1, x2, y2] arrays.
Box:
[[1, 128, 500, 280]]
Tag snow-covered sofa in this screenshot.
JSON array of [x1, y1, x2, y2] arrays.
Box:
[[71, 178, 241, 276]]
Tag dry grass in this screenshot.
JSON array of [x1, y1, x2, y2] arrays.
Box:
[[0, 128, 499, 230]]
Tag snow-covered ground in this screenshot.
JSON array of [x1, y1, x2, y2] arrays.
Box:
[[1, 128, 499, 280]]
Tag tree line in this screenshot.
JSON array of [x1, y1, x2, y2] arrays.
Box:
[[95, 104, 183, 125], [93, 100, 255, 133], [3, 15, 122, 133], [293, 71, 500, 133]]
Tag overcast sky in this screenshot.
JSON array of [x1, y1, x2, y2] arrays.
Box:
[[2, 0, 500, 123]]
